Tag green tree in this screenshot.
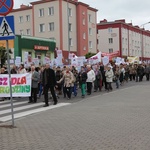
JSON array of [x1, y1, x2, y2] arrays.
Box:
[[85, 52, 96, 59], [0, 46, 12, 67]]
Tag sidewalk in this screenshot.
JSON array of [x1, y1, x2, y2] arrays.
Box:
[[1, 81, 150, 150]]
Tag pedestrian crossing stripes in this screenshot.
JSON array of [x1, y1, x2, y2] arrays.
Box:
[[0, 100, 71, 123]]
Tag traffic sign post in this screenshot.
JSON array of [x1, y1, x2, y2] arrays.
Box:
[[0, 0, 15, 127]]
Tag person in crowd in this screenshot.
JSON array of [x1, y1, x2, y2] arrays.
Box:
[[57, 67, 74, 99], [18, 64, 26, 74], [105, 65, 114, 92], [100, 64, 107, 90], [1, 67, 8, 74], [71, 66, 78, 97], [55, 66, 63, 95], [94, 65, 102, 92], [38, 66, 45, 98], [28, 66, 40, 103], [114, 65, 120, 89], [144, 64, 150, 81], [129, 64, 134, 81], [119, 64, 125, 85], [11, 65, 17, 74], [78, 66, 87, 98], [136, 63, 144, 82], [124, 64, 129, 82], [42, 63, 58, 106], [86, 65, 95, 95]]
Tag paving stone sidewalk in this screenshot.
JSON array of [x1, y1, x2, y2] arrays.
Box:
[[1, 82, 150, 150]]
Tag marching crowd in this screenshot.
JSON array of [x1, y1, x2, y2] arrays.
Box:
[[0, 62, 150, 107]]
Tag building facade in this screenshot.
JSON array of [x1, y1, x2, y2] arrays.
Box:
[[9, 0, 98, 59], [97, 19, 150, 61]]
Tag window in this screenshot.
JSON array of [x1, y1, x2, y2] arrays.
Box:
[[89, 28, 92, 35], [39, 24, 45, 32], [83, 18, 85, 25], [69, 23, 72, 32], [26, 15, 30, 22], [20, 30, 24, 35], [125, 38, 127, 45], [39, 8, 44, 17], [49, 37, 55, 40], [108, 28, 112, 33], [83, 33, 86, 39], [88, 14, 92, 22], [109, 38, 113, 44], [68, 8, 72, 16], [122, 38, 124, 44], [69, 38, 73, 46], [89, 41, 92, 48], [109, 48, 113, 53], [49, 22, 54, 31], [48, 7, 54, 15], [83, 46, 86, 51], [26, 29, 30, 35], [19, 16, 23, 23]]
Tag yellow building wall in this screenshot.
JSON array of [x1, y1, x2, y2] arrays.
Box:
[[0, 40, 14, 48]]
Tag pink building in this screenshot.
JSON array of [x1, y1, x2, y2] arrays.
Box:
[[97, 19, 150, 61], [10, 0, 98, 59]]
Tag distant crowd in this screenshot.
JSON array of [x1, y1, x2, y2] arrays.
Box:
[[0, 62, 150, 106]]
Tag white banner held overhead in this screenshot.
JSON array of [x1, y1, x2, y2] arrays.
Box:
[[102, 56, 109, 66]]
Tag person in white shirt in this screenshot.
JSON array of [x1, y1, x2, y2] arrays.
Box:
[[86, 65, 95, 95]]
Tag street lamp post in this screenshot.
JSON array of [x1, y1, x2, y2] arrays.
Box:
[[140, 22, 150, 61]]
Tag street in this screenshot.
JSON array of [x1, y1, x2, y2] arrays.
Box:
[[0, 81, 150, 150]]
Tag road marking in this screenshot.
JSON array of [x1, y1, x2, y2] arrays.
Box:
[[0, 100, 28, 109], [0, 102, 46, 114], [0, 103, 70, 122]]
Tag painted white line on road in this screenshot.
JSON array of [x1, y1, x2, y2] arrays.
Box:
[[0, 102, 45, 114], [0, 103, 71, 122], [0, 101, 28, 109]]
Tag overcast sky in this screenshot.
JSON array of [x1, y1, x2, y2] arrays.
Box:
[[14, 0, 150, 30]]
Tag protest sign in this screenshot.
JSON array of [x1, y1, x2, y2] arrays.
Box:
[[43, 57, 50, 64], [32, 58, 40, 67], [102, 56, 109, 66], [0, 73, 31, 97], [57, 50, 63, 59], [15, 56, 21, 67]]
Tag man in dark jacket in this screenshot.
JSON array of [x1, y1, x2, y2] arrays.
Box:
[[42, 63, 58, 106]]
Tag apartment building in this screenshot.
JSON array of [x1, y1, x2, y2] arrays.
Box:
[[9, 0, 98, 59], [97, 19, 150, 61]]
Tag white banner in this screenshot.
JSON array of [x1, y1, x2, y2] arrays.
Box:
[[32, 58, 40, 67], [102, 56, 109, 66], [57, 50, 63, 59], [15, 56, 21, 67], [43, 57, 50, 64], [0, 73, 31, 97], [71, 57, 78, 66]]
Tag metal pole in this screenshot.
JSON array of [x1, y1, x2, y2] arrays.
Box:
[[6, 40, 14, 126], [67, 0, 70, 64]]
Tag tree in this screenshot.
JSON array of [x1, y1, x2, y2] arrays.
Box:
[[85, 52, 96, 59], [0, 46, 12, 67]]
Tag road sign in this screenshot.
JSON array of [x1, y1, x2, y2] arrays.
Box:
[[0, 0, 14, 16], [0, 16, 15, 40]]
